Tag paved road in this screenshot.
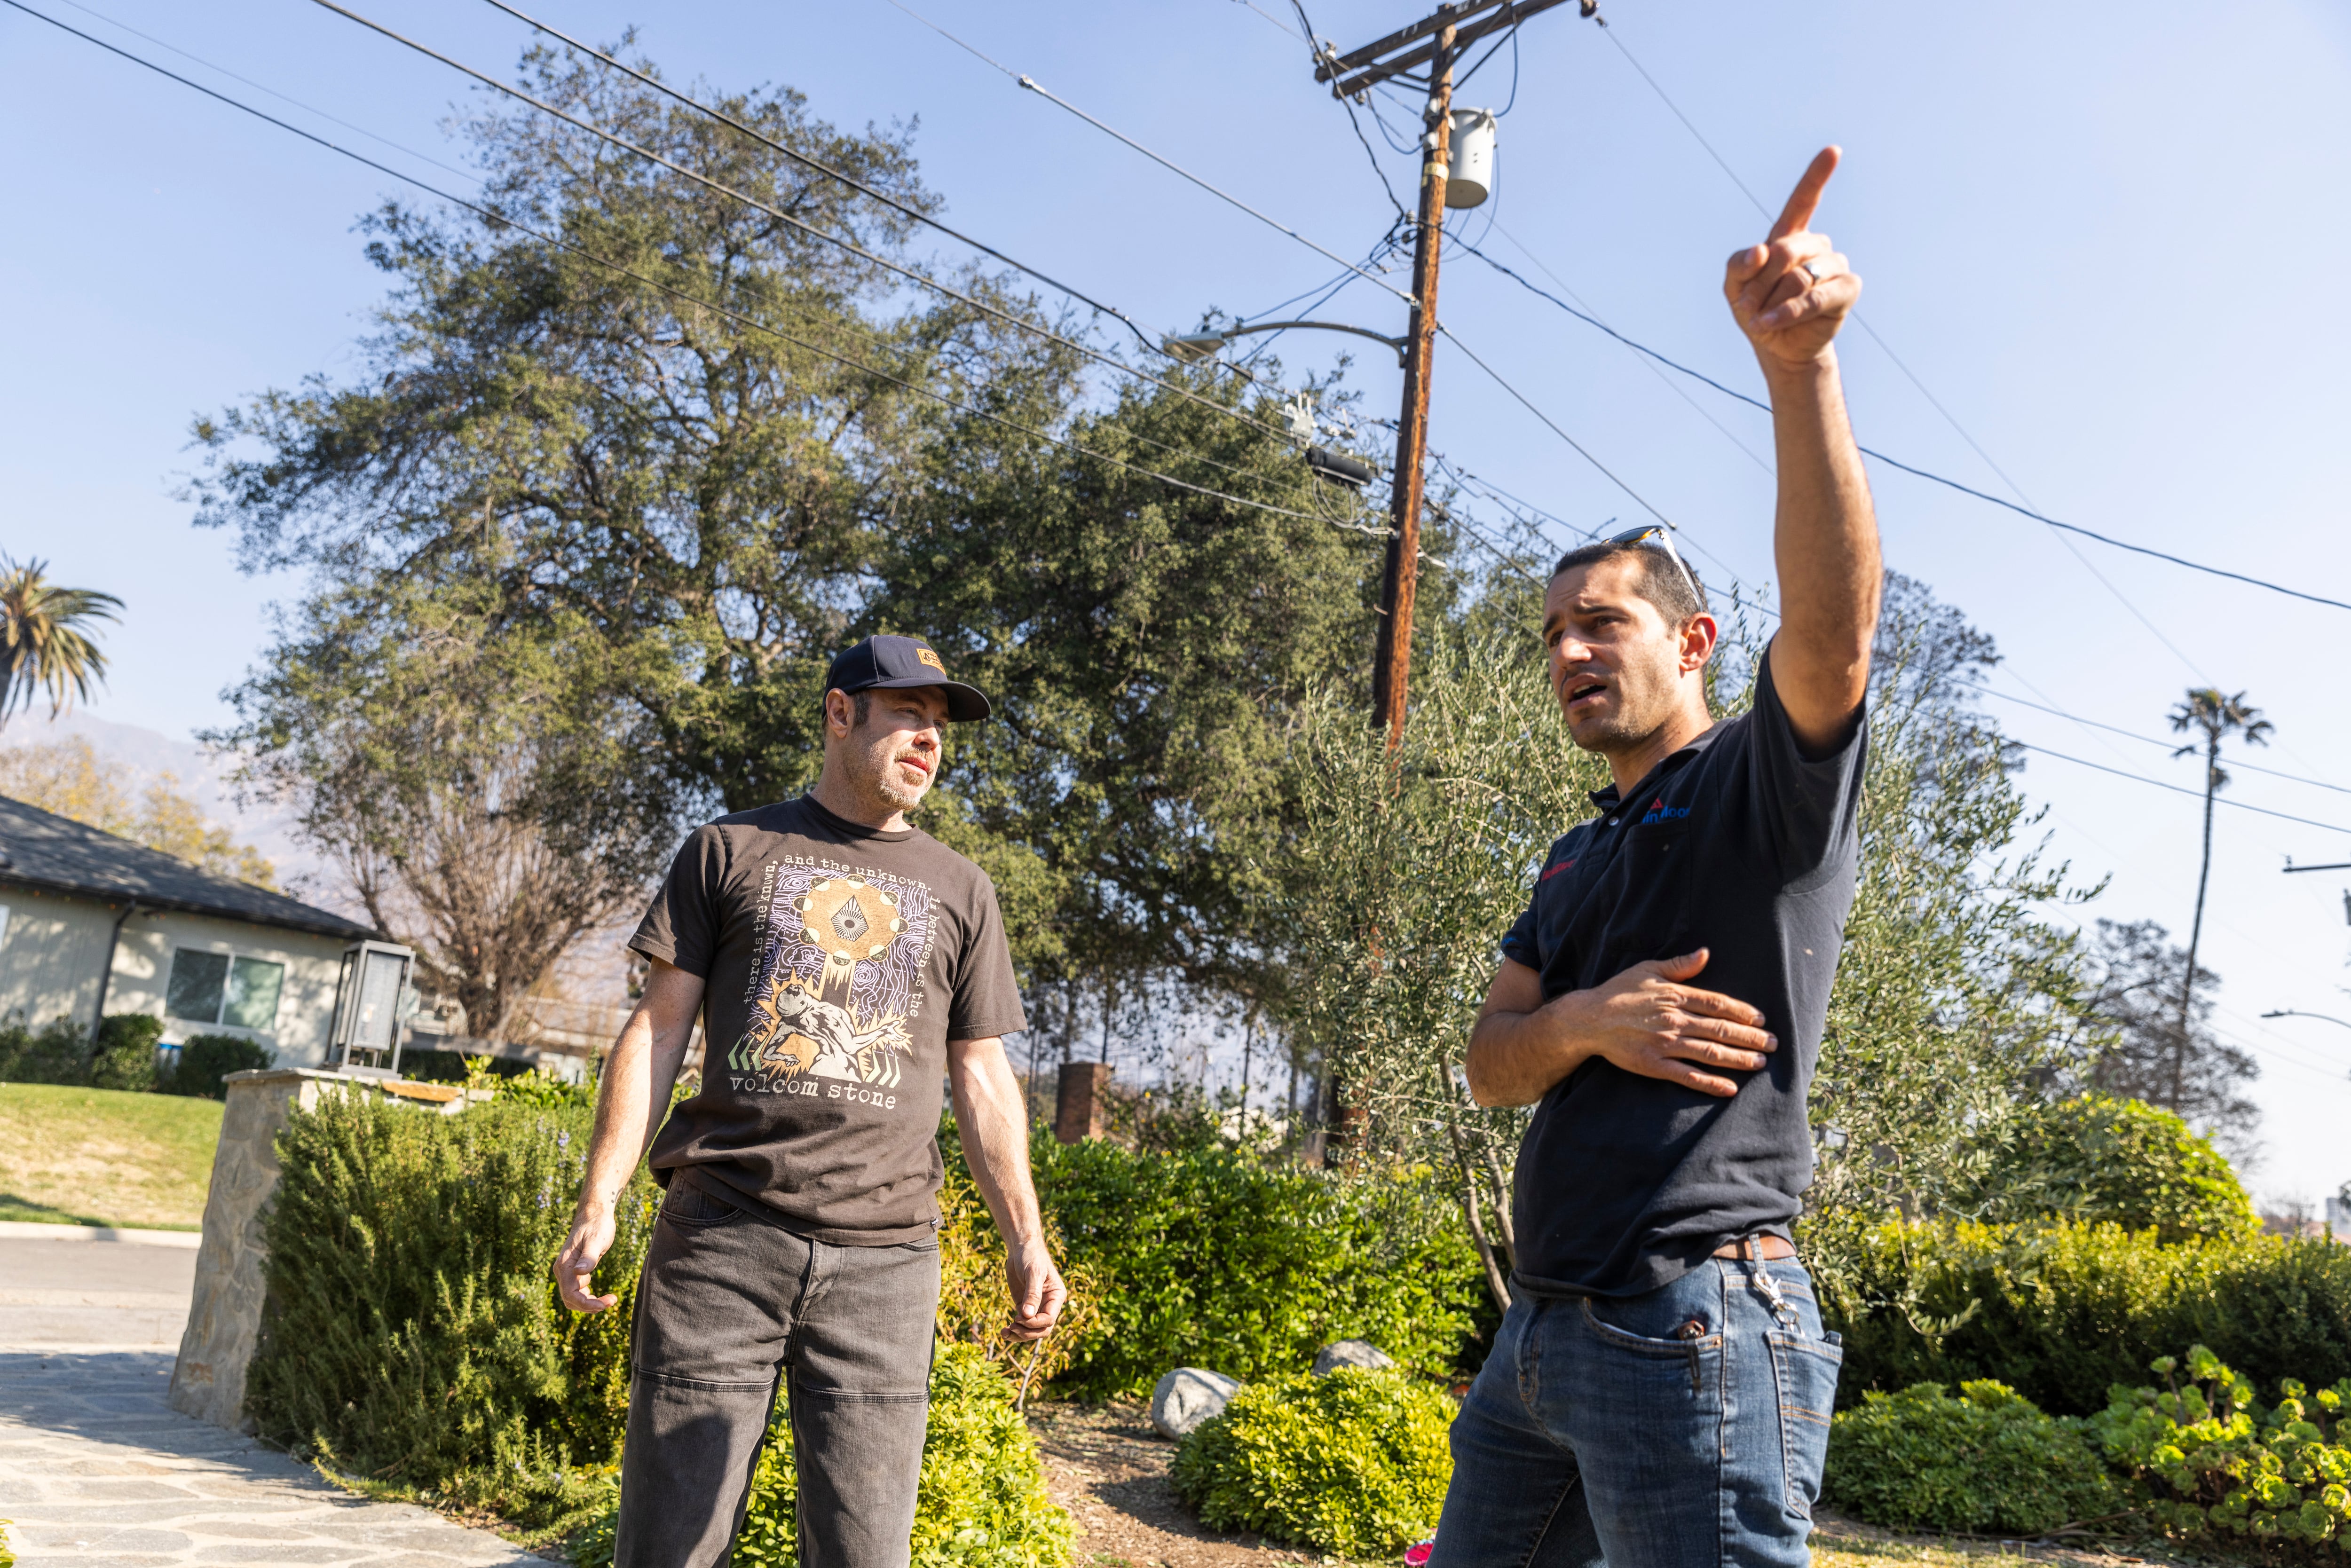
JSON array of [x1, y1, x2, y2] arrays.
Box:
[[0, 1237, 197, 1347], [0, 1237, 562, 1567]]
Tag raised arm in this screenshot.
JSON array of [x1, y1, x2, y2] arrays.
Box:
[[555, 957, 704, 1312], [1724, 147, 1882, 750]]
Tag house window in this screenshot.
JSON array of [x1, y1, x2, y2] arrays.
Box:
[[166, 948, 287, 1032]]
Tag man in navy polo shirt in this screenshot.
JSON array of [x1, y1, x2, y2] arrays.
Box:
[[1428, 149, 1881, 1568]]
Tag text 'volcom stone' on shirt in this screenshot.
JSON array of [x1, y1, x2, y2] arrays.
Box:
[[629, 795, 1027, 1245]]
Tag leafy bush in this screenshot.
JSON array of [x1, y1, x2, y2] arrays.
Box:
[[1823, 1379, 2120, 1534], [402, 1047, 536, 1086], [166, 1032, 273, 1099], [934, 1172, 1102, 1388], [0, 1016, 90, 1084], [1822, 1219, 2351, 1415], [1171, 1368, 1454, 1556], [1959, 1095, 2257, 1242], [246, 1088, 655, 1522], [954, 1128, 1487, 1399], [90, 1014, 164, 1092], [569, 1342, 1073, 1568], [2093, 1345, 2351, 1559]]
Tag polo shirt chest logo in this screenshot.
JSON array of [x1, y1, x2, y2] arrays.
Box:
[[725, 861, 938, 1108]]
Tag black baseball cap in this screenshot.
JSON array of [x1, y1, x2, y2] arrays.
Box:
[[823, 634, 992, 723]]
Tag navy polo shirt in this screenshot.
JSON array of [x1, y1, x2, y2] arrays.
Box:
[[1500, 649, 1868, 1299]]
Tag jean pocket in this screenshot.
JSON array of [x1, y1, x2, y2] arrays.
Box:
[[1767, 1330, 1843, 1519], [1578, 1297, 1721, 1395], [661, 1182, 746, 1229]]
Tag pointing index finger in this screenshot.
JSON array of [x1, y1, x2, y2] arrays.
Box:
[[1768, 146, 1841, 241]]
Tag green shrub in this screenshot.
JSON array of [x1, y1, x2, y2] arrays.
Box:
[[166, 1032, 273, 1099], [89, 1014, 165, 1092], [1822, 1379, 2120, 1534], [568, 1342, 1074, 1568], [246, 1089, 656, 1518], [953, 1127, 1487, 1399], [2093, 1345, 2351, 1559], [402, 1047, 535, 1085], [0, 1016, 90, 1084], [1821, 1219, 2351, 1415], [1171, 1368, 1453, 1556], [1960, 1095, 2257, 1242]]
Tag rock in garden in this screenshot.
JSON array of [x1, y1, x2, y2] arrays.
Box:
[[1151, 1367, 1241, 1440], [1313, 1339, 1396, 1376]]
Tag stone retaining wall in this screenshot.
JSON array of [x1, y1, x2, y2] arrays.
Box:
[[167, 1068, 472, 1430]]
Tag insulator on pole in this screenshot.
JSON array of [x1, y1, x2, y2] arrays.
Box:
[[1306, 446, 1379, 489]]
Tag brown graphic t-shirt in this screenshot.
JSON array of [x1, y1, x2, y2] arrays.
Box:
[[629, 795, 1027, 1244]]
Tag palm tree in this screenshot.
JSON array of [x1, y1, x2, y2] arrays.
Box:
[[0, 555, 123, 731], [2167, 686, 2272, 1105]]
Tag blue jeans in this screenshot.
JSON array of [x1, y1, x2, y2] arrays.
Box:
[[1428, 1257, 1843, 1568]]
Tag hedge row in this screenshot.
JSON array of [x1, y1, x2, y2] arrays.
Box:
[[1822, 1218, 2351, 1415], [948, 1126, 1492, 1400]]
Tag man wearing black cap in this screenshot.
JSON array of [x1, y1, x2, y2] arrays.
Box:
[[553, 634, 1063, 1568]]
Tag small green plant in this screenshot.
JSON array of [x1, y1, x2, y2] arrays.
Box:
[[1822, 1378, 2120, 1535], [1171, 1368, 1454, 1556], [89, 1013, 165, 1091], [494, 1063, 596, 1110], [0, 1015, 91, 1084], [2093, 1345, 2351, 1558], [166, 1032, 272, 1098], [569, 1343, 1073, 1568]]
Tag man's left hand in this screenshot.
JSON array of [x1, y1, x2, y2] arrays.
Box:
[[1725, 147, 1862, 370], [1005, 1240, 1067, 1343]]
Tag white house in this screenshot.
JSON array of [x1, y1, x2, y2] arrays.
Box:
[[0, 794, 379, 1067]]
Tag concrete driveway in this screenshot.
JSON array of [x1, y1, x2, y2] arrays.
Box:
[[0, 1224, 561, 1568]]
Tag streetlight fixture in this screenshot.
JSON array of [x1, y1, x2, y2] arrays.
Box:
[[2262, 1009, 2351, 1032], [1162, 321, 1408, 367]]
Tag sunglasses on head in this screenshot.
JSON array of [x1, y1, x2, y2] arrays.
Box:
[[1602, 524, 1704, 608]]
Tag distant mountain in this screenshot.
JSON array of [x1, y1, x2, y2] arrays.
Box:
[[0, 709, 340, 905]]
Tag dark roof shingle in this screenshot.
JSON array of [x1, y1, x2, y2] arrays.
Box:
[[0, 793, 377, 942]]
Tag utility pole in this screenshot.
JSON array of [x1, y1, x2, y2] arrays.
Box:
[[1318, 0, 1577, 746]]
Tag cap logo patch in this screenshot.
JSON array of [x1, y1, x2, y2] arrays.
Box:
[[915, 647, 945, 672]]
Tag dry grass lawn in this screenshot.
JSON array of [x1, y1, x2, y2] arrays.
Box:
[[0, 1082, 221, 1229]]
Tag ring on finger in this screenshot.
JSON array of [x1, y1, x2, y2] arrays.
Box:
[[1801, 259, 1832, 283]]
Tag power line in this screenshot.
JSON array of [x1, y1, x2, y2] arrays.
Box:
[[312, 0, 1302, 454], [2011, 742, 2351, 838], [0, 0, 1361, 541], [40, 0, 481, 185], [1487, 220, 1772, 474], [1445, 232, 2351, 617], [477, 0, 1179, 362], [1959, 681, 2351, 799], [879, 0, 1413, 307], [1581, 21, 2269, 661]]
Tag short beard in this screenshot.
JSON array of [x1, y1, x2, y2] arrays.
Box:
[[847, 733, 932, 814]]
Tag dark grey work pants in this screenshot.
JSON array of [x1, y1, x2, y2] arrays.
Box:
[[615, 1180, 941, 1568]]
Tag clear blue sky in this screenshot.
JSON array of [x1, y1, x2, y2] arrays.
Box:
[[6, 0, 2349, 1201]]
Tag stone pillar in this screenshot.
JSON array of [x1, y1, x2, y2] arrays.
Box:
[[1053, 1062, 1113, 1144], [167, 1068, 465, 1430]]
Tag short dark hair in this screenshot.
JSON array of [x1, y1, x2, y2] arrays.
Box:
[[823, 689, 875, 728], [1549, 541, 1709, 625]]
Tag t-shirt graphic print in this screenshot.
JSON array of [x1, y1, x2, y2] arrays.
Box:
[[630, 795, 1027, 1245], [729, 862, 931, 1104]]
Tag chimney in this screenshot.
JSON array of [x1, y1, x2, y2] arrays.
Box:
[[1053, 1062, 1114, 1144]]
